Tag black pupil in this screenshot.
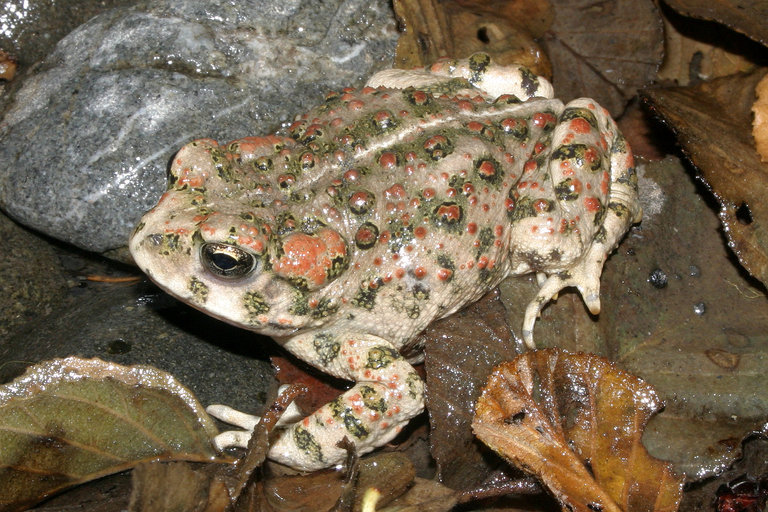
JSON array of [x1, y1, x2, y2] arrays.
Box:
[[201, 243, 255, 279], [211, 252, 237, 270]]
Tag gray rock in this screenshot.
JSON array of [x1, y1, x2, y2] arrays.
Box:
[[0, 0, 398, 253], [0, 0, 136, 69]]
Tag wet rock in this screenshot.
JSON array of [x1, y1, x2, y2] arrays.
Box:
[[0, 277, 276, 414], [0, 0, 397, 253], [0, 0, 136, 69]]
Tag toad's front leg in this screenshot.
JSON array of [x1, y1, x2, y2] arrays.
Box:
[[211, 332, 424, 471]]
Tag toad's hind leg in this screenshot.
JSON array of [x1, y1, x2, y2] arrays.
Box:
[[209, 331, 424, 471], [522, 99, 641, 349], [521, 202, 639, 348], [522, 242, 606, 347]]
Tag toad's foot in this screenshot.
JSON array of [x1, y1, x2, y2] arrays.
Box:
[[207, 385, 303, 451], [522, 243, 605, 349]]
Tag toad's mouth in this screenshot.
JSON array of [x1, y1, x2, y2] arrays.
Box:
[[154, 277, 302, 337]]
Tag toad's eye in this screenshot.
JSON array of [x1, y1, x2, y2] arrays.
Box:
[[200, 243, 256, 279]]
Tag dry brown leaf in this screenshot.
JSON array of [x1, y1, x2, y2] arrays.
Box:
[[393, 0, 661, 116], [473, 349, 684, 512], [393, 0, 552, 76], [0, 357, 222, 512], [642, 69, 768, 287], [616, 103, 670, 160], [542, 0, 664, 117], [663, 0, 768, 48], [453, 0, 553, 38], [493, 156, 768, 481], [249, 467, 347, 511], [393, 0, 451, 68], [752, 74, 768, 162], [229, 383, 308, 504], [272, 355, 345, 416], [353, 452, 416, 511], [657, 8, 758, 86], [129, 384, 304, 512], [0, 50, 17, 81]]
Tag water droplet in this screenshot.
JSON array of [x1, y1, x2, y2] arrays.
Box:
[[648, 268, 667, 289]]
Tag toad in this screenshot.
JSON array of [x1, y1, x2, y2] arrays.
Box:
[[129, 54, 641, 470]]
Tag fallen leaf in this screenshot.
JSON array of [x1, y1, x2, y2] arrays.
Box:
[[421, 289, 522, 489], [0, 50, 17, 81], [473, 349, 684, 512], [486, 154, 768, 482], [453, 0, 553, 37], [392, 0, 451, 68], [582, 156, 768, 480], [0, 357, 222, 512], [498, 155, 768, 480], [271, 356, 345, 416], [25, 472, 133, 512], [657, 6, 759, 86], [394, 0, 663, 116], [377, 477, 458, 512], [328, 437, 360, 512], [249, 469, 345, 512], [129, 462, 230, 512], [752, 74, 768, 162], [230, 383, 308, 505], [353, 452, 416, 511], [642, 69, 768, 287], [244, 452, 416, 512], [616, 102, 672, 161], [393, 0, 552, 76], [542, 0, 664, 116], [456, 471, 542, 504], [663, 0, 768, 48]]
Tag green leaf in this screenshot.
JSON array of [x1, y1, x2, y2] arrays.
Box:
[[0, 357, 221, 512]]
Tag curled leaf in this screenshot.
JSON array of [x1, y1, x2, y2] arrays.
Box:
[[245, 452, 417, 512], [129, 461, 230, 512], [642, 69, 768, 287], [229, 383, 307, 503], [657, 7, 759, 86], [0, 357, 221, 512], [376, 477, 458, 512], [473, 349, 684, 512], [663, 0, 768, 47]]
